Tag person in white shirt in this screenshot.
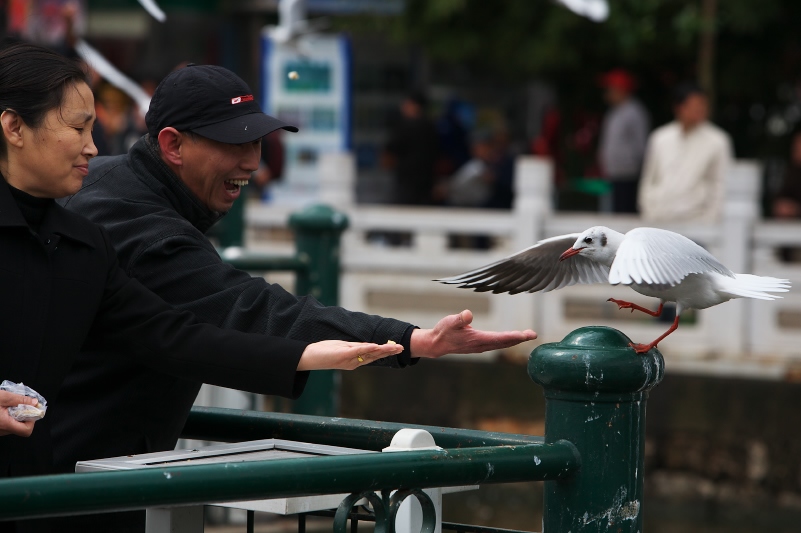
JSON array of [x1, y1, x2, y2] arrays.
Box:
[[598, 69, 650, 213], [638, 83, 733, 223]]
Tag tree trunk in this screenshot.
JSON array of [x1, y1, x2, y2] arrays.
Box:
[[697, 0, 718, 112]]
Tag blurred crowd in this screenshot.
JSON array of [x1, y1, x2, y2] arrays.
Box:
[[382, 70, 801, 226], [10, 2, 801, 225], [382, 92, 515, 210]]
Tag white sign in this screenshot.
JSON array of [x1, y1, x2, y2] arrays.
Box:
[[261, 32, 351, 206]]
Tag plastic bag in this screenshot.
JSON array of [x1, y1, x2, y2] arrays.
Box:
[[0, 380, 47, 421]]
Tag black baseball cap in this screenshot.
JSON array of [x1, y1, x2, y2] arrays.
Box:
[[146, 64, 298, 144]]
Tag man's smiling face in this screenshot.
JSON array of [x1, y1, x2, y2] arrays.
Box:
[[178, 133, 261, 213]]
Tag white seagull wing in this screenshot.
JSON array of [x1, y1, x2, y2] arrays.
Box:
[[609, 227, 733, 287], [75, 40, 152, 116], [437, 233, 611, 294]]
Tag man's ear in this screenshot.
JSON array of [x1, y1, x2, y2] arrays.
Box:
[[157, 127, 185, 167], [1, 110, 25, 150]]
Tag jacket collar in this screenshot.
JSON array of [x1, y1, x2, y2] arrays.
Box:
[[129, 135, 224, 234], [0, 179, 96, 248]]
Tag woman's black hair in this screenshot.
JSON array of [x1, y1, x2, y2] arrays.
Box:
[[0, 42, 89, 155]]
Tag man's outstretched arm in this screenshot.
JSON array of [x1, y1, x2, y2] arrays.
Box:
[[411, 309, 537, 358]]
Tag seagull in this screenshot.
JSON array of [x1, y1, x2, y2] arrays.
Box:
[[437, 226, 790, 354]]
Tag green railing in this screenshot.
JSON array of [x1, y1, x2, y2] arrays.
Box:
[[0, 326, 663, 532], [0, 444, 575, 520], [218, 203, 349, 417]]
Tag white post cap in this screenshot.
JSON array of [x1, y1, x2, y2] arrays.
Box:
[[382, 429, 443, 453]]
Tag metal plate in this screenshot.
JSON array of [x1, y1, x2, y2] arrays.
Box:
[[76, 438, 375, 473]]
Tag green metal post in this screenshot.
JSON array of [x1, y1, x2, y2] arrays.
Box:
[[288, 205, 349, 417], [529, 326, 664, 533]]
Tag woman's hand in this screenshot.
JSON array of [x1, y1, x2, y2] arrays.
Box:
[[297, 340, 404, 371], [0, 391, 38, 437]]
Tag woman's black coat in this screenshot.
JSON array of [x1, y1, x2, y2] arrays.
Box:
[[0, 181, 309, 478]]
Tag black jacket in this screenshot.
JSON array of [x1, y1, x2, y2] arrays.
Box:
[[0, 179, 309, 479], [52, 136, 415, 473]]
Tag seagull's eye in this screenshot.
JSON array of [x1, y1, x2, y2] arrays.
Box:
[[583, 237, 593, 244]]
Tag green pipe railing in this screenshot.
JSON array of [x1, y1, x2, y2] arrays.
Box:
[[0, 443, 577, 521], [182, 408, 547, 449], [218, 203, 348, 417]]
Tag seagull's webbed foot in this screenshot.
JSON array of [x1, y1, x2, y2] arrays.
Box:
[[629, 342, 655, 355], [629, 315, 681, 355], [607, 298, 664, 317]]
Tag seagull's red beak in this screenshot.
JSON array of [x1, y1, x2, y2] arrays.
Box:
[[559, 247, 583, 261]]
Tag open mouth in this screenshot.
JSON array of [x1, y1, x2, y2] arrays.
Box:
[[224, 179, 249, 192]]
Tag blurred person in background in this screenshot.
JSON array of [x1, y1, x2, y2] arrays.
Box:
[[484, 127, 516, 209], [446, 131, 494, 208], [446, 128, 515, 210], [773, 129, 801, 219], [437, 97, 472, 177], [93, 81, 142, 155], [597, 69, 650, 213], [383, 91, 440, 205], [530, 105, 564, 187], [638, 82, 733, 223]]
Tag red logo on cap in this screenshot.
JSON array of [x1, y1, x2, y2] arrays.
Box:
[[231, 95, 254, 105]]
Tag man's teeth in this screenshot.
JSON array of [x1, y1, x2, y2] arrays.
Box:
[[225, 179, 249, 187]]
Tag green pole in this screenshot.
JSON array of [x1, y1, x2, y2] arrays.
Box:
[[288, 205, 349, 417], [529, 326, 664, 532]]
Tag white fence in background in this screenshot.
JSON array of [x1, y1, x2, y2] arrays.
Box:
[[244, 153, 801, 379]]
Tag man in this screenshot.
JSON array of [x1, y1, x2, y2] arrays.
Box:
[[384, 91, 440, 205], [638, 83, 733, 223], [50, 65, 534, 531], [597, 69, 650, 213]]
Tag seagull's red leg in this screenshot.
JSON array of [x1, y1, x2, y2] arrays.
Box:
[[630, 315, 680, 354], [607, 298, 664, 317]]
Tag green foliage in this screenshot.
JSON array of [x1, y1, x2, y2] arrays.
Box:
[[386, 0, 700, 79], [333, 0, 801, 157], [336, 0, 792, 90]]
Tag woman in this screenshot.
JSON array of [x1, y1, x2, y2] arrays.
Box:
[[0, 42, 402, 486]]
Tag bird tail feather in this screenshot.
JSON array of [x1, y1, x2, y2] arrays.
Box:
[[717, 273, 791, 300]]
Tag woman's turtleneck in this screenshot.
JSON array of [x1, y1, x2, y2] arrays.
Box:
[[7, 183, 52, 233]]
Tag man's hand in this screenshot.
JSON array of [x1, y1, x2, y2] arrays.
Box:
[[0, 391, 38, 437], [298, 340, 404, 371], [410, 309, 537, 359]]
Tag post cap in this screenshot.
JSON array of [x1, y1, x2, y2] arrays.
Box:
[[288, 204, 349, 231], [528, 326, 664, 396], [382, 429, 442, 453]]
